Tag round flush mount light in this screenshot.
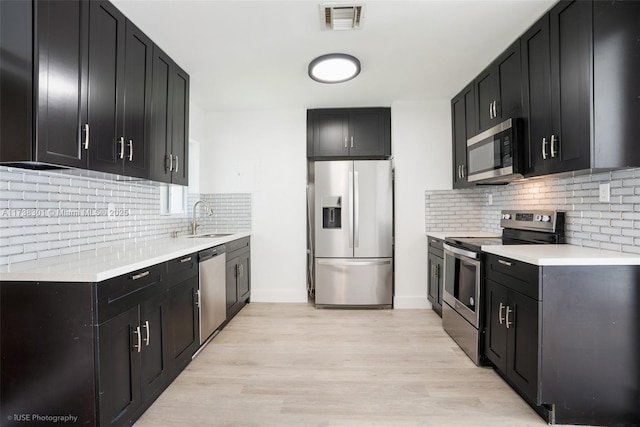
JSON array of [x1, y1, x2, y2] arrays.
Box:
[[308, 53, 361, 83]]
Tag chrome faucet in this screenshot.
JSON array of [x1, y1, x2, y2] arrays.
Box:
[[191, 200, 213, 235]]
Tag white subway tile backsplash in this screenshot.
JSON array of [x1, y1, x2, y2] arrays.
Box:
[[0, 166, 252, 266], [426, 167, 640, 254]]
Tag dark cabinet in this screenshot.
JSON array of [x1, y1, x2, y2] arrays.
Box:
[[0, 0, 89, 168], [167, 276, 199, 374], [226, 237, 251, 321], [150, 46, 190, 185], [474, 40, 521, 133], [307, 108, 391, 159], [139, 291, 169, 402], [522, 0, 592, 177], [451, 83, 475, 188], [427, 237, 444, 316], [87, 1, 152, 179], [484, 279, 538, 403]]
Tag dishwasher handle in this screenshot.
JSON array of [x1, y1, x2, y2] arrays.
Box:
[[199, 245, 226, 262]]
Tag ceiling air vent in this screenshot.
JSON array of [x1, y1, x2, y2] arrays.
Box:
[[320, 4, 364, 31]]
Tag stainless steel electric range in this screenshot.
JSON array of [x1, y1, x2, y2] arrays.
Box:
[[441, 210, 565, 365]]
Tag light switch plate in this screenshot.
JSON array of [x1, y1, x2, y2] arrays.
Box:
[[599, 183, 610, 203]]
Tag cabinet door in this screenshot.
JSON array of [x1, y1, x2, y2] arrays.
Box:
[[139, 291, 168, 402], [522, 14, 553, 177], [484, 279, 508, 373], [149, 46, 172, 183], [167, 276, 199, 372], [97, 306, 141, 427], [506, 290, 539, 404], [226, 256, 239, 317], [451, 83, 475, 188], [549, 0, 592, 173], [475, 65, 497, 132], [122, 20, 152, 179], [237, 249, 251, 301], [35, 0, 88, 168], [311, 109, 349, 157], [349, 108, 391, 158], [170, 64, 189, 185], [496, 40, 522, 121], [87, 0, 126, 175]]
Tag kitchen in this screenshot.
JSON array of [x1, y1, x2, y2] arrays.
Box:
[[1, 0, 639, 426]]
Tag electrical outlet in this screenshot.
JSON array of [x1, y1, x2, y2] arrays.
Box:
[[599, 183, 610, 203]]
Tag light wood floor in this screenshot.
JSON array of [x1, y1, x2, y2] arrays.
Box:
[[135, 303, 551, 427]]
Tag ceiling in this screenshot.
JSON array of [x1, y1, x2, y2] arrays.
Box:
[[111, 0, 556, 112]]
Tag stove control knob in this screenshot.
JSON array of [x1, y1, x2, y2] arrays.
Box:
[[535, 214, 542, 221], [542, 215, 551, 222], [502, 214, 511, 220]]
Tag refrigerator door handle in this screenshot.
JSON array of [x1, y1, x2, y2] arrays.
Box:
[[316, 259, 392, 267], [354, 171, 360, 248], [348, 171, 354, 248]]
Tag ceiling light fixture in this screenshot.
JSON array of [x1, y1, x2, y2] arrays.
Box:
[[308, 53, 361, 84]]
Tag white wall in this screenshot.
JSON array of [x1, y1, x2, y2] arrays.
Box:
[[391, 100, 451, 308], [199, 109, 308, 303]]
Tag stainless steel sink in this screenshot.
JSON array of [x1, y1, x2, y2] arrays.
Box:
[[188, 233, 234, 239]]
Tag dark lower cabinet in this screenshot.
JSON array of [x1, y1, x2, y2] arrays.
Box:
[[226, 237, 251, 321], [484, 253, 640, 426], [97, 306, 142, 427], [167, 276, 199, 374], [484, 279, 538, 403], [426, 237, 444, 316], [139, 291, 169, 402]]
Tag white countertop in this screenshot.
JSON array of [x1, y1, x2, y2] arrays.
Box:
[[427, 231, 500, 240], [0, 232, 251, 283], [482, 244, 640, 266]]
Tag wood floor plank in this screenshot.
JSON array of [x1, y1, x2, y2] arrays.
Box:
[[135, 303, 553, 427]]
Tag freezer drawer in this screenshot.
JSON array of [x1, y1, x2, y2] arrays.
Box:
[[315, 258, 392, 307]]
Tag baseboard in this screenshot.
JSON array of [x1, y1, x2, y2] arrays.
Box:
[[393, 295, 430, 309], [250, 289, 309, 303]]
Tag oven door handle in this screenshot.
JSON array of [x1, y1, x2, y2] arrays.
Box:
[[443, 243, 479, 260]]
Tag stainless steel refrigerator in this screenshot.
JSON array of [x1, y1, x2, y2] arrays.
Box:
[[312, 160, 393, 307]]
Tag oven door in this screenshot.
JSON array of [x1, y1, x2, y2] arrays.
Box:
[[442, 243, 481, 328]]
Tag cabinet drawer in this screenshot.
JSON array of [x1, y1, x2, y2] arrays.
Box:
[[167, 251, 198, 283], [97, 263, 166, 323], [428, 237, 444, 256], [485, 254, 540, 300], [226, 236, 250, 255]]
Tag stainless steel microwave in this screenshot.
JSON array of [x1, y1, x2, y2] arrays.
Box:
[[466, 118, 523, 184]]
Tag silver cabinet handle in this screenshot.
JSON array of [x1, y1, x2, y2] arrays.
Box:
[[133, 325, 142, 352], [461, 165, 465, 178], [143, 320, 150, 346], [174, 155, 179, 173], [505, 306, 512, 329], [128, 140, 133, 161], [489, 103, 493, 119], [196, 289, 200, 308], [457, 165, 461, 179], [131, 271, 150, 280], [180, 256, 192, 263], [168, 154, 174, 172], [344, 136, 348, 149], [118, 137, 125, 159], [498, 259, 512, 267], [493, 101, 497, 119], [350, 136, 354, 148], [542, 137, 548, 160], [550, 134, 557, 158], [499, 302, 505, 325], [83, 124, 90, 149]]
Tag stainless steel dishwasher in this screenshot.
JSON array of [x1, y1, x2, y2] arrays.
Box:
[[198, 245, 226, 346]]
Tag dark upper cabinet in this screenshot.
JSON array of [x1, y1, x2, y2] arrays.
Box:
[[87, 2, 152, 178], [0, 0, 89, 167], [150, 46, 190, 185], [523, 0, 590, 176], [0, 0, 185, 183], [593, 0, 640, 169], [451, 82, 475, 188], [474, 40, 521, 133], [307, 108, 391, 159]]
